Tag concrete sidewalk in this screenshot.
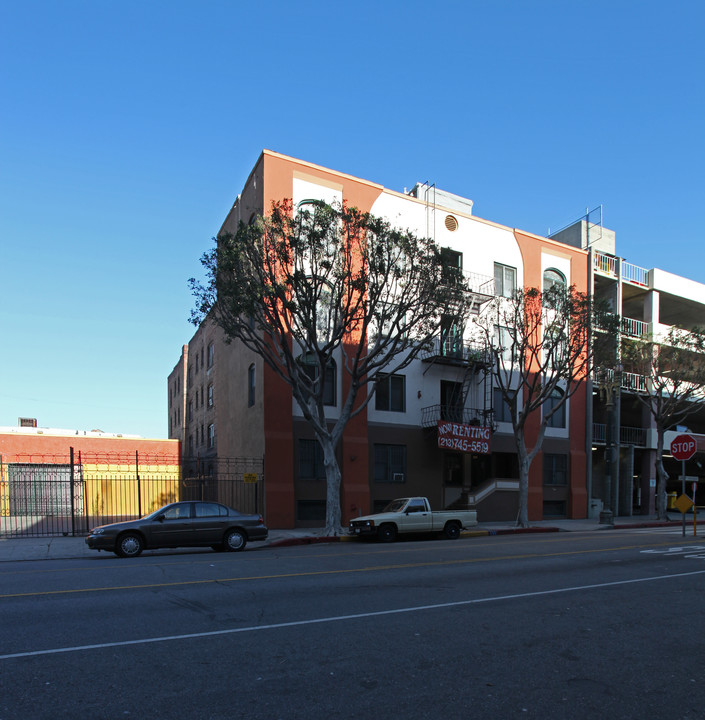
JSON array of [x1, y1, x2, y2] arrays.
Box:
[[0, 514, 695, 562]]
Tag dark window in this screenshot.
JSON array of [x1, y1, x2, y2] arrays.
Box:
[[207, 343, 214, 368], [494, 452, 519, 479], [374, 444, 407, 483], [207, 384, 214, 408], [375, 374, 406, 412], [248, 364, 256, 407], [543, 454, 568, 486], [441, 247, 463, 282], [299, 354, 336, 406], [493, 388, 513, 424], [441, 380, 464, 422], [299, 439, 326, 479], [545, 388, 566, 428], [297, 500, 326, 522], [543, 500, 567, 518]]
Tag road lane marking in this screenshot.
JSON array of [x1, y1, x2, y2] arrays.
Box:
[[3, 538, 705, 598], [2, 569, 704, 661]]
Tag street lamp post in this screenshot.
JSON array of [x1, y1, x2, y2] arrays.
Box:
[[599, 366, 622, 525]]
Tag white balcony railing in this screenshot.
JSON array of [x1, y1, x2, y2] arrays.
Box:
[[593, 251, 648, 287], [621, 316, 649, 338]]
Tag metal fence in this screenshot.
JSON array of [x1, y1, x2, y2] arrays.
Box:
[[0, 451, 264, 538]]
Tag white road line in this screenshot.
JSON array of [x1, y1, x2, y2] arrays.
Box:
[[3, 569, 705, 661]]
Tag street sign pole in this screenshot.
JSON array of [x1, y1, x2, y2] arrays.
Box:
[[670, 434, 697, 538], [682, 459, 686, 538]]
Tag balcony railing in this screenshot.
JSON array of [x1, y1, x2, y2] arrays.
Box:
[[593, 251, 649, 287], [592, 423, 647, 446], [421, 405, 490, 429], [593, 368, 648, 393], [621, 316, 649, 338], [421, 339, 491, 365]]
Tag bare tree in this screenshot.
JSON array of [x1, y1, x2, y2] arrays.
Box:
[[621, 327, 705, 519], [474, 285, 604, 527], [191, 199, 469, 533]]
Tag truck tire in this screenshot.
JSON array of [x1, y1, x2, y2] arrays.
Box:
[[377, 523, 398, 542], [444, 522, 461, 540]]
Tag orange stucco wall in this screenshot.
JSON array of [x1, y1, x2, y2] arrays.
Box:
[[513, 230, 590, 520], [259, 151, 383, 527]]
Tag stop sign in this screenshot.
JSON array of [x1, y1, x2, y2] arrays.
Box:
[[670, 434, 698, 461]]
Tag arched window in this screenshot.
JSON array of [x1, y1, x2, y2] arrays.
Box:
[[298, 353, 337, 407], [543, 268, 566, 294]]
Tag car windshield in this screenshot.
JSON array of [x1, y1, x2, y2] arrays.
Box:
[[382, 499, 409, 513]]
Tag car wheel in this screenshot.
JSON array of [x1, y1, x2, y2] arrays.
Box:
[[377, 524, 397, 543], [115, 532, 144, 558], [224, 529, 247, 552], [444, 522, 461, 540]]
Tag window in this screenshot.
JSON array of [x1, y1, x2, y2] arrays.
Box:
[[545, 387, 566, 428], [543, 268, 566, 294], [494, 262, 517, 298], [207, 384, 214, 408], [441, 315, 464, 358], [164, 504, 191, 520], [494, 325, 513, 365], [543, 454, 568, 485], [374, 444, 407, 483], [375, 374, 406, 412], [406, 498, 427, 513], [207, 343, 214, 368], [298, 353, 336, 406], [195, 502, 226, 517], [299, 439, 326, 479], [207, 423, 215, 449], [188, 401, 193, 421], [493, 387, 514, 424], [297, 500, 326, 522], [248, 364, 256, 407], [441, 247, 463, 282]]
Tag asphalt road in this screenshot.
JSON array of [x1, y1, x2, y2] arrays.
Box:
[[2, 528, 705, 719]]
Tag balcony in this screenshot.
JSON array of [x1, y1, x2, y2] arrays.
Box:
[[593, 251, 648, 287], [421, 339, 491, 367], [592, 423, 647, 447], [421, 405, 491, 429], [593, 367, 648, 393]]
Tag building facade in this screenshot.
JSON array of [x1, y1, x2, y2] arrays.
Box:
[[171, 150, 602, 528]]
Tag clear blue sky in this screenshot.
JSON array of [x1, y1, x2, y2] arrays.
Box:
[[2, 0, 703, 438]]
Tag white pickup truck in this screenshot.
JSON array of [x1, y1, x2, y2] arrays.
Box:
[[348, 497, 478, 542]]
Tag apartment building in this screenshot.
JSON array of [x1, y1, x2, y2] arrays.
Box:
[[170, 150, 598, 528]]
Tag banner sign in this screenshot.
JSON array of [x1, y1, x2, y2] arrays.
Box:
[[437, 421, 491, 454]]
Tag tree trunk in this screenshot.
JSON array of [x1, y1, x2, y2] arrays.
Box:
[[320, 435, 343, 535], [516, 431, 530, 528], [655, 428, 669, 521]]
